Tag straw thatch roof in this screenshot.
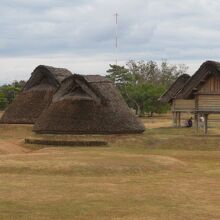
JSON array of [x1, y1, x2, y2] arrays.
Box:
[[177, 61, 220, 99], [33, 74, 145, 134], [1, 65, 72, 124], [159, 74, 190, 103]]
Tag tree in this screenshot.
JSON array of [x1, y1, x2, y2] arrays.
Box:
[[0, 80, 25, 109], [127, 60, 160, 84], [142, 84, 170, 116], [12, 80, 26, 88], [106, 64, 132, 84], [106, 64, 140, 114], [159, 60, 189, 88], [126, 60, 188, 87], [0, 92, 8, 110], [106, 60, 188, 116]]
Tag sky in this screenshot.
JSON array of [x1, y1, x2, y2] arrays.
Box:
[[0, 0, 220, 83]]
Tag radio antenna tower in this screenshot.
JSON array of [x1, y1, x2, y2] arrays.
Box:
[[115, 12, 119, 65]]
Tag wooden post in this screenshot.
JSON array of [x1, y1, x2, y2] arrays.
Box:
[[176, 112, 181, 127], [172, 112, 177, 127], [204, 114, 208, 134], [194, 113, 199, 133], [176, 112, 179, 127], [174, 112, 178, 128], [195, 95, 199, 133], [178, 112, 181, 127]]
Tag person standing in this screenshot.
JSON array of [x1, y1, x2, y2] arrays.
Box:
[[199, 115, 205, 128]]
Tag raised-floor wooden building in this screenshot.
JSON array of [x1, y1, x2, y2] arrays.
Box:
[[160, 61, 220, 134], [159, 73, 191, 127]]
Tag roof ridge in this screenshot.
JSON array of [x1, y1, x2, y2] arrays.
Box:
[[176, 60, 220, 99]]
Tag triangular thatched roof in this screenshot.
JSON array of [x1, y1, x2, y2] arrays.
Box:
[[33, 74, 145, 134], [177, 61, 220, 99], [1, 65, 72, 124], [159, 74, 190, 103], [23, 65, 72, 91]]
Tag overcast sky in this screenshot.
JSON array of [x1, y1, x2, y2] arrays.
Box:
[[0, 0, 220, 83]]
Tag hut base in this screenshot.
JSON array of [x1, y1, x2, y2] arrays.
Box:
[[25, 133, 109, 147], [25, 138, 108, 147]]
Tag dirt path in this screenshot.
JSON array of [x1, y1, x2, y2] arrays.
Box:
[[0, 140, 30, 154]]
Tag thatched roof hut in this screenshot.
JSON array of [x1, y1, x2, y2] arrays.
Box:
[[176, 61, 220, 99], [33, 74, 145, 134], [159, 74, 190, 103], [165, 60, 220, 133], [1, 65, 72, 124]]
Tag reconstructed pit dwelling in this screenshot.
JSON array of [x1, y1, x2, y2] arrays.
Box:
[[0, 65, 144, 136], [33, 74, 145, 134], [160, 60, 220, 133], [0, 65, 72, 124]]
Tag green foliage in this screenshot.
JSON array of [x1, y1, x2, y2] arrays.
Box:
[[142, 84, 170, 115], [0, 80, 25, 109], [106, 64, 132, 84], [0, 92, 8, 110], [106, 60, 188, 116]]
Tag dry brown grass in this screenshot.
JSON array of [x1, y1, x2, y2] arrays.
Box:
[[0, 112, 219, 220]]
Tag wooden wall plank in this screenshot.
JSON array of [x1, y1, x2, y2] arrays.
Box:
[[198, 95, 220, 111], [198, 76, 220, 94], [173, 99, 195, 111]]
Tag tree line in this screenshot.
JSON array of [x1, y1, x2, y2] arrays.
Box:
[[106, 60, 188, 116], [0, 81, 25, 110]]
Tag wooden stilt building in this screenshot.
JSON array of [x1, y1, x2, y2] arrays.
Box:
[[160, 61, 220, 134]]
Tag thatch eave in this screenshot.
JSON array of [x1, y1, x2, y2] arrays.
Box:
[[159, 74, 190, 103]]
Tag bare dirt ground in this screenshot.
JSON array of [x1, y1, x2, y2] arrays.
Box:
[[0, 121, 33, 154], [0, 140, 30, 154]]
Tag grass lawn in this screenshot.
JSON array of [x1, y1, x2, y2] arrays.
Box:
[[0, 114, 219, 220]]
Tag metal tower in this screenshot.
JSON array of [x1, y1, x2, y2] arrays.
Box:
[[115, 12, 119, 65]]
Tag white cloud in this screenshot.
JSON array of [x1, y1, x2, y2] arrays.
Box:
[[1, 0, 220, 82]]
